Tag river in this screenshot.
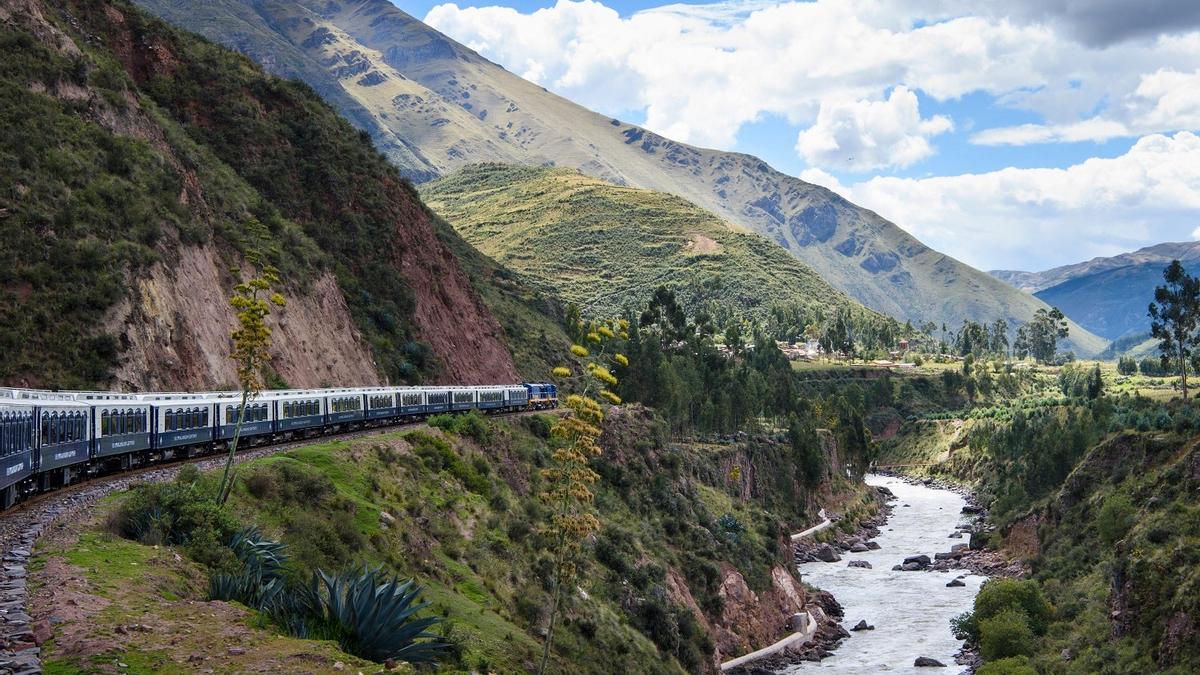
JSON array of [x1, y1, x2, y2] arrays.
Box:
[[779, 475, 984, 674]]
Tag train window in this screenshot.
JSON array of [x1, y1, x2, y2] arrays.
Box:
[[101, 411, 110, 437]]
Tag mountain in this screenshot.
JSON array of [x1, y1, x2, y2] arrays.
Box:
[[991, 242, 1200, 340], [423, 164, 880, 323], [990, 241, 1200, 293], [0, 0, 531, 390], [132, 0, 1107, 356]]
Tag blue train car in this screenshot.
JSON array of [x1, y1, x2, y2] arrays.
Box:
[[154, 401, 214, 449], [397, 389, 425, 415], [35, 401, 91, 481], [366, 392, 398, 420], [274, 394, 325, 432], [215, 398, 273, 441], [450, 388, 476, 412], [0, 402, 35, 509], [94, 403, 152, 458], [477, 386, 507, 411], [424, 389, 451, 414], [327, 392, 366, 424]]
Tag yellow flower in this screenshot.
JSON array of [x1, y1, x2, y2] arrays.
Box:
[[600, 390, 622, 405], [613, 353, 629, 367], [552, 366, 572, 378], [586, 332, 602, 344], [570, 344, 589, 357], [598, 326, 615, 338]]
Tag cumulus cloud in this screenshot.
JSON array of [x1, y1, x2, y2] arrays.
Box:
[[795, 87, 952, 171], [826, 132, 1200, 270], [425, 0, 1200, 167], [971, 68, 1200, 146]]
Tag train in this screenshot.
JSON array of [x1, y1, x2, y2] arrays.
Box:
[[0, 382, 558, 509]]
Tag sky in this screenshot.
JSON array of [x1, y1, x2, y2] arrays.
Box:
[[392, 0, 1200, 272]]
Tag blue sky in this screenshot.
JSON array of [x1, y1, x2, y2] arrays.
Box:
[[404, 0, 1200, 271]]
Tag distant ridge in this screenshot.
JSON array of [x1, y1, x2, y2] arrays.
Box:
[[992, 242, 1200, 340]]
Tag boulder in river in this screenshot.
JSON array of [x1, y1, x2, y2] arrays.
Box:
[[814, 544, 841, 563], [900, 562, 924, 571], [946, 579, 966, 587], [914, 657, 945, 667], [903, 554, 931, 567], [865, 541, 881, 550], [850, 619, 874, 631], [847, 560, 872, 569], [849, 542, 870, 553]]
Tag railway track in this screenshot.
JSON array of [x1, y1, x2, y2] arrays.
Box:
[[0, 408, 557, 674]]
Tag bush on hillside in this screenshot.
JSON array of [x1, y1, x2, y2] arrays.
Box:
[[976, 656, 1038, 675], [979, 609, 1037, 661], [427, 411, 492, 444]]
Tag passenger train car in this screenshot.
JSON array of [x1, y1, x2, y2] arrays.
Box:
[[0, 382, 557, 509]]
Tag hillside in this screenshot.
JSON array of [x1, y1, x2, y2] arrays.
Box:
[[422, 164, 879, 323], [991, 242, 1200, 293], [0, 0, 545, 390], [991, 242, 1200, 340], [28, 406, 883, 672], [131, 0, 1106, 356]]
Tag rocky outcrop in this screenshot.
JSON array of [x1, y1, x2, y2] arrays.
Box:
[[712, 565, 810, 661]]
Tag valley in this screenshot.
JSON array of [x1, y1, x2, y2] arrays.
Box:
[[0, 0, 1197, 674]]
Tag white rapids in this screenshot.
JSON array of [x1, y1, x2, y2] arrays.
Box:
[[779, 474, 984, 674]]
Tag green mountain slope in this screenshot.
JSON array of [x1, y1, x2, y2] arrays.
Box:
[[422, 164, 880, 323], [0, 0, 535, 389], [132, 0, 1107, 356]]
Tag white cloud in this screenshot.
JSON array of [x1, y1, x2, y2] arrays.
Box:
[[425, 0, 1200, 167], [827, 132, 1200, 270], [795, 87, 952, 171], [970, 68, 1200, 146]]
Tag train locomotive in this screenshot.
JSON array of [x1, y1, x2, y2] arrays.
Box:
[[0, 382, 557, 509]]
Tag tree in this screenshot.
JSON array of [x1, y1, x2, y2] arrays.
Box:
[[1148, 260, 1200, 399], [1116, 356, 1137, 376], [216, 227, 286, 506], [1019, 308, 1068, 364], [539, 322, 626, 674]]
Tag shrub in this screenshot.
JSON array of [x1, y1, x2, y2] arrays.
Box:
[[976, 656, 1038, 675], [973, 578, 1054, 636], [110, 476, 239, 553], [427, 411, 492, 444], [979, 609, 1036, 661]]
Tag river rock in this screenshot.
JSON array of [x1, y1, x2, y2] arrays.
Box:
[[903, 554, 931, 567], [814, 544, 841, 563], [847, 560, 872, 569], [850, 619, 874, 631], [946, 578, 966, 587], [849, 542, 870, 553], [947, 532, 962, 539], [865, 541, 881, 550], [951, 544, 969, 553], [914, 657, 945, 667], [961, 504, 984, 514], [900, 562, 923, 571]]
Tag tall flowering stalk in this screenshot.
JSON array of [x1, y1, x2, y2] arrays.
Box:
[[537, 320, 627, 674], [216, 225, 285, 506]]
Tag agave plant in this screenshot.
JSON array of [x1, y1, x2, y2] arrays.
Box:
[[304, 566, 449, 663], [228, 526, 288, 581]]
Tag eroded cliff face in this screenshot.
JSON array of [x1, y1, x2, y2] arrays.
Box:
[[104, 245, 381, 391]]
